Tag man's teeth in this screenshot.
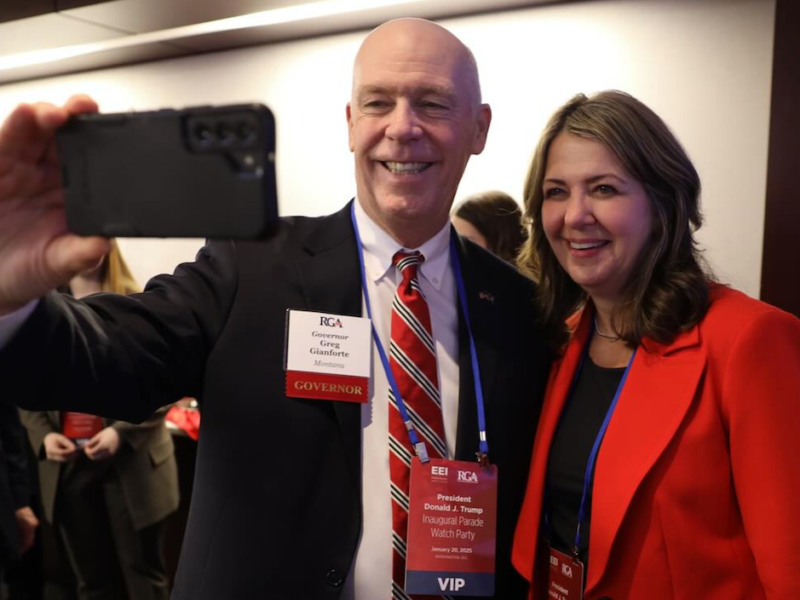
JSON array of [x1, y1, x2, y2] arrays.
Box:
[[570, 241, 607, 250], [384, 161, 430, 174]]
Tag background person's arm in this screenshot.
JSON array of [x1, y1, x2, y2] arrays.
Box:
[[0, 401, 38, 554]]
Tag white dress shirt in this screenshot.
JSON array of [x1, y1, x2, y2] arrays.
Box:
[[342, 200, 460, 599]]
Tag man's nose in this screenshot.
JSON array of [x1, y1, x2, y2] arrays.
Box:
[[385, 101, 423, 142], [564, 192, 595, 228]]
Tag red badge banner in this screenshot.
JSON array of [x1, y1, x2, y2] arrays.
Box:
[[285, 371, 369, 403]]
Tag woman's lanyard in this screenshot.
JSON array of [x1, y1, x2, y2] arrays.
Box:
[[350, 203, 490, 464], [549, 322, 637, 558]]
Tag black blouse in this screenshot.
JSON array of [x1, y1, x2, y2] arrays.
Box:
[[545, 356, 625, 574]]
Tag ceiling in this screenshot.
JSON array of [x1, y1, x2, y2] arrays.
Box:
[[0, 0, 573, 85]]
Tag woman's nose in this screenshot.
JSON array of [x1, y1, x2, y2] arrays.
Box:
[[564, 192, 595, 228]]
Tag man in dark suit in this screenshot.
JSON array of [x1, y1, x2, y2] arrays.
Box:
[[0, 18, 550, 599], [0, 401, 39, 587]]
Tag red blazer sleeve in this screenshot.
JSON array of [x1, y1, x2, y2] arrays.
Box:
[[721, 307, 800, 596]]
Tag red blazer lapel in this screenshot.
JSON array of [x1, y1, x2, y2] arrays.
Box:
[[585, 326, 707, 592], [513, 308, 592, 584]]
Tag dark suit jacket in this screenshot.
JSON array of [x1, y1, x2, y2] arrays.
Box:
[[0, 401, 31, 562], [19, 408, 178, 531], [2, 202, 551, 599]]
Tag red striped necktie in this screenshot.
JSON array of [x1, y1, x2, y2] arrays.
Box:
[[389, 250, 447, 600]]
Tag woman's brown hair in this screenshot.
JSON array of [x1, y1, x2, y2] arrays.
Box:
[[518, 90, 712, 350], [454, 190, 528, 264], [100, 240, 140, 295]]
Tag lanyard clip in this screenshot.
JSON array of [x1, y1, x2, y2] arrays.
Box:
[[476, 451, 490, 468], [414, 442, 430, 464]]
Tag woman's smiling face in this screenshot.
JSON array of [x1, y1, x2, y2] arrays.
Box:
[[541, 132, 653, 303]]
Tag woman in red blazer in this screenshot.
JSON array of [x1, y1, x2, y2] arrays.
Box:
[[512, 90, 800, 600]]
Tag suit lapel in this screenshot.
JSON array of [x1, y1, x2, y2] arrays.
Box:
[[585, 322, 706, 592], [293, 201, 363, 485], [452, 235, 499, 461], [522, 308, 593, 561]]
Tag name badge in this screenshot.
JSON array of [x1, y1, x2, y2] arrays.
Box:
[[284, 310, 371, 403], [405, 457, 498, 596], [62, 412, 104, 445], [548, 547, 584, 600]]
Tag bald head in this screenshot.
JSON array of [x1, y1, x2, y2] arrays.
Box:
[[346, 18, 491, 249], [353, 18, 482, 111]]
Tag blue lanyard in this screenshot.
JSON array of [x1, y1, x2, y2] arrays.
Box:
[[569, 326, 637, 556], [350, 203, 489, 463]]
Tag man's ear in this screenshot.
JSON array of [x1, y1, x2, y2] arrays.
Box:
[[471, 103, 492, 155], [346, 103, 355, 152]]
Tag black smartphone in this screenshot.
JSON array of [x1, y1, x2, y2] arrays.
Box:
[[55, 103, 278, 239]]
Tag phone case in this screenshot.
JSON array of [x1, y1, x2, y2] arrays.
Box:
[[56, 104, 278, 239]]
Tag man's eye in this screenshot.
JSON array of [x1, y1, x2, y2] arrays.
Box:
[[363, 100, 390, 109], [421, 101, 448, 110]]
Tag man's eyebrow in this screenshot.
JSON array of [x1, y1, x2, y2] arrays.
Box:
[[356, 84, 458, 101]]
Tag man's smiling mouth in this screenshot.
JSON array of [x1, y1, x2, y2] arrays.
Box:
[[382, 161, 432, 174]]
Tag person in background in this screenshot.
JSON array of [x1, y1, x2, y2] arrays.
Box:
[[0, 401, 38, 592], [0, 18, 551, 600], [511, 90, 800, 599], [452, 190, 528, 264], [20, 241, 179, 600]]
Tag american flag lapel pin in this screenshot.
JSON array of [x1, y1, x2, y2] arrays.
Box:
[[478, 290, 495, 304]]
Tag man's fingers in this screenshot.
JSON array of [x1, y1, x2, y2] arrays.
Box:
[[0, 96, 97, 164], [46, 234, 111, 281], [0, 103, 65, 162], [64, 94, 99, 116]]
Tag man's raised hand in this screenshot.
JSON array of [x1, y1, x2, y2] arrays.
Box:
[[0, 95, 110, 315]]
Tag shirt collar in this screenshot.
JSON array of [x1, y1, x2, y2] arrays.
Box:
[[353, 198, 451, 291]]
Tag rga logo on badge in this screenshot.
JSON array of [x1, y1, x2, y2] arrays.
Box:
[[319, 316, 343, 327], [561, 564, 573, 578], [457, 470, 478, 483], [438, 577, 466, 592]]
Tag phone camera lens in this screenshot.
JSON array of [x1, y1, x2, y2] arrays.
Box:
[[216, 122, 236, 145], [236, 121, 256, 143], [193, 122, 213, 145]]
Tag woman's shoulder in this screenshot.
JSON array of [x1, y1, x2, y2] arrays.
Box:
[[705, 284, 791, 323], [700, 284, 800, 348]]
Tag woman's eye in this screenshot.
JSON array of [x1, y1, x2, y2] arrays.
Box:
[[595, 184, 617, 195], [544, 188, 565, 198]]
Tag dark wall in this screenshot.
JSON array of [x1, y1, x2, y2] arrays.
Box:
[[761, 0, 800, 317]]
